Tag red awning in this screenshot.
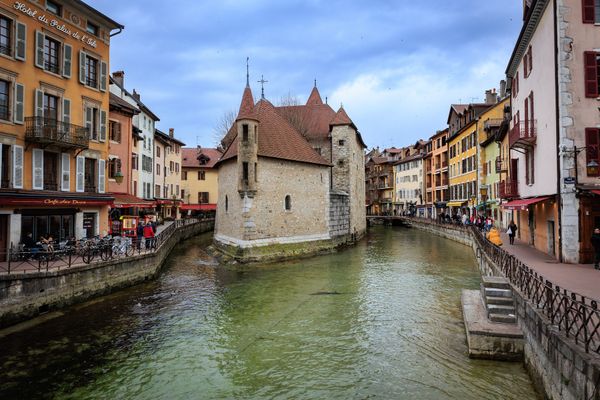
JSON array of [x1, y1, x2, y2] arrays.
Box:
[[501, 196, 551, 210], [592, 190, 600, 196], [180, 204, 217, 211], [155, 199, 183, 205], [111, 193, 155, 208]]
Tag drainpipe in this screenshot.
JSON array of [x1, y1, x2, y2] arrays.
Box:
[[553, 0, 563, 262]]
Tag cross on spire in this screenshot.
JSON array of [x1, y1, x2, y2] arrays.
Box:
[[258, 75, 268, 99], [246, 57, 250, 87]]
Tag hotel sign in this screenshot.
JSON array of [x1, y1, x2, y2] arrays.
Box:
[[14, 2, 98, 48]]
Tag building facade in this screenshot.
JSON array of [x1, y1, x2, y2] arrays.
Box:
[[427, 129, 449, 219], [180, 147, 221, 216], [0, 0, 122, 254]]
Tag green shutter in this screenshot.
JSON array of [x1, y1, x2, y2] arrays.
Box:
[[79, 51, 86, 84], [35, 31, 44, 68], [15, 22, 26, 61], [100, 61, 107, 92], [62, 98, 70, 124], [14, 83, 24, 124], [35, 88, 43, 118], [63, 44, 72, 78]]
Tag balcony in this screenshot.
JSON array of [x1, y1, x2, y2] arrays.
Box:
[[495, 156, 509, 173], [378, 183, 393, 190], [499, 179, 519, 199], [509, 120, 536, 150], [25, 117, 89, 150]]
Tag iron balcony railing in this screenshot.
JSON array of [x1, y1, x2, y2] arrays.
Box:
[[499, 179, 519, 199], [495, 156, 509, 173], [25, 117, 89, 149], [509, 120, 537, 150]]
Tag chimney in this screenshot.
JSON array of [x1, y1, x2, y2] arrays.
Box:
[[485, 89, 497, 105], [132, 89, 140, 101], [169, 128, 174, 138], [112, 70, 124, 87], [499, 80, 507, 98]]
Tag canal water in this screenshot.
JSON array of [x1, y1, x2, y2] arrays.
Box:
[[0, 227, 538, 399]]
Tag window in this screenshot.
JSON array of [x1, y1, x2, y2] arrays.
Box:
[[0, 15, 11, 56], [156, 145, 160, 158], [108, 158, 121, 179], [131, 153, 138, 170], [225, 195, 228, 212], [339, 139, 345, 146], [176, 185, 179, 197], [155, 184, 161, 198], [242, 162, 249, 182], [142, 155, 152, 172], [46, 0, 62, 16], [43, 36, 60, 74], [86, 21, 98, 36], [109, 121, 121, 142], [198, 170, 205, 180], [156, 163, 160, 175], [285, 195, 292, 211], [43, 93, 59, 121], [582, 0, 600, 23], [524, 46, 533, 77], [585, 128, 600, 177], [198, 192, 209, 204], [85, 55, 98, 88], [0, 80, 8, 121], [584, 51, 600, 98], [182, 171, 187, 180], [170, 161, 174, 173], [314, 147, 321, 155], [242, 124, 249, 142]]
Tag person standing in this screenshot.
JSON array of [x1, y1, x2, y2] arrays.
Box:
[[143, 222, 155, 250], [507, 220, 518, 245], [136, 222, 144, 250], [591, 227, 600, 270]]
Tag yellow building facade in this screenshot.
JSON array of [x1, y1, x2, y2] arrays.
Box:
[[448, 119, 479, 215], [180, 147, 221, 216], [0, 0, 122, 253]]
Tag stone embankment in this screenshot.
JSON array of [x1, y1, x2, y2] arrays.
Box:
[[397, 217, 600, 400], [0, 219, 214, 329]]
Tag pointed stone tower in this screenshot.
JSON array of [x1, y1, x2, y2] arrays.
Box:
[[236, 84, 259, 198]]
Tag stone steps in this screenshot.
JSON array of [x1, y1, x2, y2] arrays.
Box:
[[482, 275, 512, 290], [485, 295, 514, 306], [483, 287, 513, 298], [489, 313, 517, 324], [480, 276, 517, 325]]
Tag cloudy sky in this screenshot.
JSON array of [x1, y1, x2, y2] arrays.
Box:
[[88, 0, 523, 150]]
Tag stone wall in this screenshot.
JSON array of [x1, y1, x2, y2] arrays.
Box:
[[329, 192, 350, 237], [0, 220, 214, 329], [405, 218, 600, 400]]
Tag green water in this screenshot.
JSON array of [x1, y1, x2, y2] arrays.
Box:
[[0, 227, 538, 399]]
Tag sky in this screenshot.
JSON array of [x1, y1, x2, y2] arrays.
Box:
[[88, 0, 523, 150]]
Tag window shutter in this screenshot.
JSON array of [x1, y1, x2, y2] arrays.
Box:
[[0, 144, 2, 186], [98, 159, 105, 193], [583, 0, 595, 23], [530, 92, 535, 135], [35, 31, 44, 68], [15, 22, 26, 61], [79, 51, 86, 84], [32, 148, 44, 190], [12, 145, 23, 189], [76, 156, 84, 192], [63, 43, 72, 78], [584, 51, 598, 98], [523, 53, 528, 77], [528, 46, 533, 74], [524, 97, 529, 137], [100, 61, 107, 92], [35, 88, 43, 118], [585, 128, 600, 177], [100, 109, 107, 141], [14, 83, 24, 124], [61, 153, 70, 191], [62, 98, 70, 124]]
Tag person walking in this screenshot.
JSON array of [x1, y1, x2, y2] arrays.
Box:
[[591, 227, 600, 270], [143, 222, 155, 250], [507, 220, 518, 245], [136, 221, 144, 250]]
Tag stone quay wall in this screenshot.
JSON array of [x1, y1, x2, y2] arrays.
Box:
[[402, 218, 600, 400], [0, 219, 214, 329]]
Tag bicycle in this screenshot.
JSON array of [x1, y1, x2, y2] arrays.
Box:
[[82, 236, 113, 263], [111, 236, 134, 258]]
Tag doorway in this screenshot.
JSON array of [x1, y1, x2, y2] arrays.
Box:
[[0, 215, 7, 261], [547, 220, 555, 257]]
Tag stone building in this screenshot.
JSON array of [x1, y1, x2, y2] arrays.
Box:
[[214, 82, 366, 262]]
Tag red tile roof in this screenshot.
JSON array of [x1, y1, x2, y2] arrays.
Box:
[[237, 86, 257, 121], [220, 98, 331, 167], [330, 106, 354, 127], [306, 86, 324, 105], [182, 148, 222, 168]]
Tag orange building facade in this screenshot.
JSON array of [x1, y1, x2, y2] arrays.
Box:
[[0, 0, 122, 253]]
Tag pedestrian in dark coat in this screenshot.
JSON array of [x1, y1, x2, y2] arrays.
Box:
[[591, 228, 600, 269], [507, 221, 518, 245]]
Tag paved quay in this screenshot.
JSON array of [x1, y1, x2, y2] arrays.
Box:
[[499, 232, 600, 302]]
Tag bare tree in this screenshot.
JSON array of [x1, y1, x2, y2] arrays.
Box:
[[278, 93, 310, 138], [212, 109, 237, 151]]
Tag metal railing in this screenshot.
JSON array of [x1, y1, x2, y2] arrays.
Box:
[[509, 120, 537, 149], [499, 179, 519, 199], [471, 226, 600, 355], [0, 218, 209, 275], [25, 116, 89, 149]]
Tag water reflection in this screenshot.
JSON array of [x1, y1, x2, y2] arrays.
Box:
[[0, 228, 538, 399]]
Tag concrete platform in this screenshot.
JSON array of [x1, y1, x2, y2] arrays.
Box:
[[461, 289, 524, 361]]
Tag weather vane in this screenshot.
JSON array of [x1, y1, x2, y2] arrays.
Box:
[[246, 57, 250, 87], [258, 75, 268, 99]]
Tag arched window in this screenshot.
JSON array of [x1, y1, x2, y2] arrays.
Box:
[[285, 195, 292, 211], [225, 195, 228, 212]]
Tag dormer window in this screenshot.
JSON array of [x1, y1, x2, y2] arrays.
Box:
[[86, 21, 99, 36], [46, 0, 62, 16]]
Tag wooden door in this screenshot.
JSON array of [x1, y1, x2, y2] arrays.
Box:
[[0, 215, 8, 262]]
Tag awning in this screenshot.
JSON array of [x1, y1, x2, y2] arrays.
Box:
[[111, 193, 155, 208], [180, 204, 217, 211], [592, 190, 600, 196], [154, 199, 183, 205], [0, 192, 114, 207], [447, 201, 467, 207], [501, 196, 551, 210], [475, 200, 497, 210]]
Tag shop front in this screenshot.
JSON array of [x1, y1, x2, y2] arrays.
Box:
[[109, 193, 156, 236], [155, 199, 182, 221], [578, 190, 600, 263], [0, 192, 113, 250], [180, 203, 216, 218]]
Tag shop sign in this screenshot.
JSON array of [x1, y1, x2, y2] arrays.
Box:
[[83, 215, 94, 228], [1, 197, 112, 206], [14, 2, 98, 48]]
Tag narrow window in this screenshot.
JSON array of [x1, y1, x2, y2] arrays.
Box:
[[44, 36, 60, 74], [254, 162, 257, 182], [85, 55, 98, 88], [225, 195, 228, 212], [0, 80, 9, 121], [285, 195, 292, 211], [43, 93, 59, 121], [0, 15, 11, 56], [242, 124, 249, 142], [242, 162, 249, 182]]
